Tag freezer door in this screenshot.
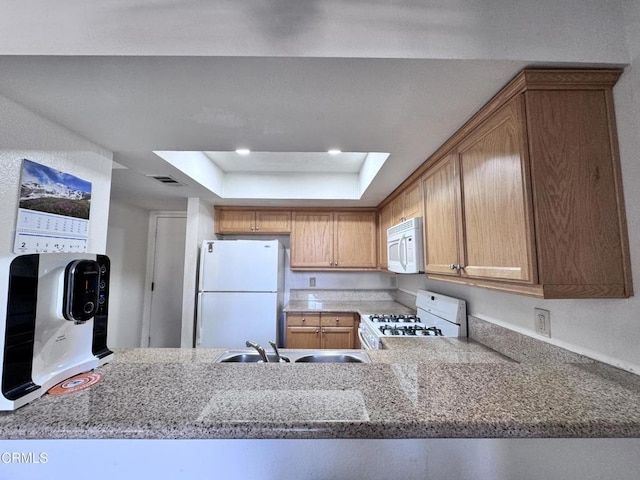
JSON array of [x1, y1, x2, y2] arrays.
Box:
[[199, 240, 280, 292], [197, 292, 279, 348]]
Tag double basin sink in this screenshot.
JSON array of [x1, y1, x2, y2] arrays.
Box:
[[214, 349, 371, 364]]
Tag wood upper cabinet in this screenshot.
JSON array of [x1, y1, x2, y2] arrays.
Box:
[[334, 212, 378, 268], [423, 98, 535, 283], [215, 208, 291, 234], [290, 211, 377, 270], [420, 69, 632, 298], [456, 95, 535, 283], [389, 181, 423, 224], [285, 312, 358, 349], [422, 152, 463, 276], [378, 203, 394, 269], [290, 212, 333, 268]]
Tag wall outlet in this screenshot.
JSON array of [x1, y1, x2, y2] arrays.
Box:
[[309, 277, 316, 287], [534, 308, 551, 337]]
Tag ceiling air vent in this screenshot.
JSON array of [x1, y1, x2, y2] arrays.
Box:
[[147, 175, 186, 186]]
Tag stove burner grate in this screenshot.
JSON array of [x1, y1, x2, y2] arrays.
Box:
[[377, 325, 443, 337], [370, 314, 421, 324]]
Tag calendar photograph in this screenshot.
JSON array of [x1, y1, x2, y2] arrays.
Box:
[[19, 159, 92, 220]]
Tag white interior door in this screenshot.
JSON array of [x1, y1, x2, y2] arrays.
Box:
[[149, 215, 186, 347]]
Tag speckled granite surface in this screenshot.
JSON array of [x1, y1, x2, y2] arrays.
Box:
[[284, 289, 413, 314], [2, 338, 640, 440], [468, 315, 595, 364], [284, 300, 413, 314]]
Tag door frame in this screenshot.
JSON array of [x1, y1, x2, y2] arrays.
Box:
[[141, 211, 187, 347]]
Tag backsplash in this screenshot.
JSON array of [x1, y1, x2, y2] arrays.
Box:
[[393, 289, 417, 310], [467, 315, 593, 365], [289, 289, 396, 302]]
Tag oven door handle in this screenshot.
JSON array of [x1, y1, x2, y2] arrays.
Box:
[[358, 328, 375, 350]]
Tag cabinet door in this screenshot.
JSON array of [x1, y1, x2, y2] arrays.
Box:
[[403, 181, 423, 220], [217, 210, 255, 233], [391, 196, 405, 224], [320, 327, 354, 349], [422, 153, 462, 275], [286, 327, 321, 349], [290, 212, 334, 268], [457, 96, 535, 282], [334, 212, 378, 269], [255, 211, 291, 234], [378, 204, 394, 269]]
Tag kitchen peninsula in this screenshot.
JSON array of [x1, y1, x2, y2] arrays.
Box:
[[2, 318, 640, 440]]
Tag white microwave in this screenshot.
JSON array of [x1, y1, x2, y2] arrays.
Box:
[[387, 217, 424, 274]]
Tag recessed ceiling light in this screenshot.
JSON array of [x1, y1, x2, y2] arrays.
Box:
[[236, 148, 250, 155], [328, 149, 341, 155]]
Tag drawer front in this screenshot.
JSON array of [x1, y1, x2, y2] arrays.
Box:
[[286, 312, 321, 327]]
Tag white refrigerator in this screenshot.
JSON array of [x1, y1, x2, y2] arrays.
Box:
[[196, 239, 285, 348]]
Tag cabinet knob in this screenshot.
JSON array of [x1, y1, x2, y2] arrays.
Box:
[[315, 329, 320, 334], [256, 226, 259, 231], [250, 226, 254, 231], [302, 317, 305, 322], [335, 261, 338, 266], [322, 329, 326, 334]]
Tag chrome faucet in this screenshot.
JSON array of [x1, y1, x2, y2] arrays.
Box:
[[269, 341, 289, 362], [245, 341, 269, 362]]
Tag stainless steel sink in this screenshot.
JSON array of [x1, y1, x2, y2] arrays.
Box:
[[217, 352, 290, 363], [293, 353, 369, 363], [214, 349, 370, 364]]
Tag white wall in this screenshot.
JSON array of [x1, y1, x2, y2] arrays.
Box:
[[106, 199, 150, 347], [182, 198, 215, 347], [0, 94, 113, 255], [0, 0, 628, 65], [397, 4, 640, 374]]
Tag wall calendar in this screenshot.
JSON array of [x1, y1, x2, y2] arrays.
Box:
[[14, 159, 92, 254]]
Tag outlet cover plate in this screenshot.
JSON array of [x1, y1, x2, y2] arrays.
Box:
[[534, 308, 551, 337]]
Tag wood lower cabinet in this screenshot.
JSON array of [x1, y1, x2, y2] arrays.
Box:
[[420, 69, 632, 298], [285, 312, 359, 349], [290, 211, 378, 270], [215, 208, 291, 234]]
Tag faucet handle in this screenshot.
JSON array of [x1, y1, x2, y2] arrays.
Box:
[[269, 341, 290, 362], [245, 341, 269, 363]]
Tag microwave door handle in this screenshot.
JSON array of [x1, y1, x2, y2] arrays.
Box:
[[399, 235, 407, 271]]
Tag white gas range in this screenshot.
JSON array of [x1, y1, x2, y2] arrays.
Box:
[[358, 290, 467, 350]]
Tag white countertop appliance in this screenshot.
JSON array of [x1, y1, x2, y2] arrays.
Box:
[[197, 240, 284, 348], [386, 217, 424, 274], [358, 290, 467, 350], [0, 253, 113, 410]]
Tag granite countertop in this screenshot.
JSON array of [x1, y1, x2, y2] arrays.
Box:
[[2, 339, 640, 440], [283, 300, 414, 315]]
